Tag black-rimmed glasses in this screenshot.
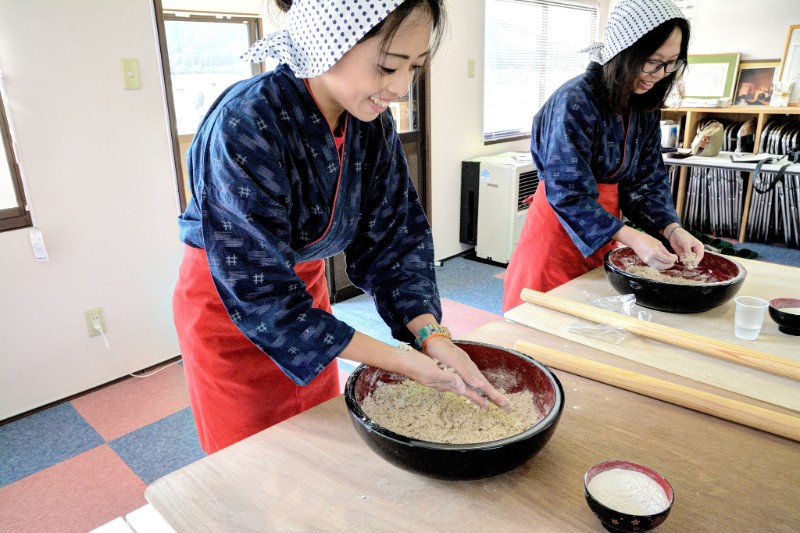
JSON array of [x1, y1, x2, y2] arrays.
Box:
[[642, 59, 685, 74]]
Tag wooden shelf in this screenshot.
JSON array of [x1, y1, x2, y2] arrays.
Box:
[[664, 106, 800, 115], [664, 152, 800, 174], [660, 107, 800, 243]]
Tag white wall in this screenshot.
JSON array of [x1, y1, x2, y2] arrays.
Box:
[[0, 0, 184, 419], [429, 1, 529, 260], [690, 0, 800, 59]]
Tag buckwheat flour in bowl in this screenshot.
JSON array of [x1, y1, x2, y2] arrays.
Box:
[[361, 378, 541, 444]]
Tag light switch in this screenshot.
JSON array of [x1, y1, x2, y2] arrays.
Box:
[[468, 58, 475, 78], [121, 58, 140, 90]]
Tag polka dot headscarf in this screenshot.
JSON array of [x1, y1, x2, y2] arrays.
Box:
[[241, 0, 404, 78], [581, 0, 686, 65]]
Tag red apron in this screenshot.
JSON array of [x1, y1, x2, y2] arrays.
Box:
[[173, 246, 340, 454], [503, 182, 620, 311]]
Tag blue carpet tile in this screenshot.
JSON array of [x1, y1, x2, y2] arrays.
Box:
[[109, 408, 205, 485], [434, 256, 506, 314], [0, 402, 104, 487]]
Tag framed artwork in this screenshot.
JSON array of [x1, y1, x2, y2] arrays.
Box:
[[733, 60, 780, 106], [683, 53, 741, 100], [778, 24, 800, 106]]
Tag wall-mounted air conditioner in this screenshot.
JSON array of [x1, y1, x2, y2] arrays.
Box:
[[460, 152, 539, 264]]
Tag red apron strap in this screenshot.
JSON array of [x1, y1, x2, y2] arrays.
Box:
[[503, 182, 620, 311], [173, 247, 340, 453]]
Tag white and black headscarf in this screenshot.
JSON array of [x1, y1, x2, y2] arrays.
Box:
[[241, 0, 404, 78], [581, 0, 686, 65]]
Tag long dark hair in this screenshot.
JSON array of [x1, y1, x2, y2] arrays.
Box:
[[275, 0, 447, 69], [602, 18, 690, 114]]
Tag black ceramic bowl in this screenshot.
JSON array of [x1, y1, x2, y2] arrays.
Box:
[[604, 247, 746, 313], [584, 460, 674, 533], [344, 340, 564, 480], [769, 298, 800, 335]]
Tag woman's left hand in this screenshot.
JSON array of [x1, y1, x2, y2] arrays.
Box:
[[667, 226, 704, 268], [423, 336, 510, 410]]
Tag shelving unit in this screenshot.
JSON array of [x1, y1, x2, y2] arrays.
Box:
[[661, 106, 800, 243]]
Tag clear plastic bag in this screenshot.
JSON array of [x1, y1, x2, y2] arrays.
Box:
[[563, 294, 651, 345]]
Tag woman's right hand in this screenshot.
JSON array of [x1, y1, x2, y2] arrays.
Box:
[[615, 225, 677, 269], [341, 332, 508, 410]]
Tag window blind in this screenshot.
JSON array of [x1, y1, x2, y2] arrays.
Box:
[[484, 0, 598, 142]]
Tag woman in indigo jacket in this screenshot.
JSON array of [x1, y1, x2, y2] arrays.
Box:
[[174, 0, 507, 454], [503, 0, 704, 311]]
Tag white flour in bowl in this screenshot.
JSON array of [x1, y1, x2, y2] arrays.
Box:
[[587, 468, 670, 515]]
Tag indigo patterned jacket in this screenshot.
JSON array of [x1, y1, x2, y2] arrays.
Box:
[[178, 63, 440, 385], [531, 63, 680, 257]]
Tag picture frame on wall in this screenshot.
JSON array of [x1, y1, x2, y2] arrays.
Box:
[[683, 53, 741, 101], [778, 24, 800, 106], [733, 60, 780, 106]]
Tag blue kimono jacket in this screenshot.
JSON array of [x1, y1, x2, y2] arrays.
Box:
[[531, 63, 680, 257], [178, 64, 440, 385]]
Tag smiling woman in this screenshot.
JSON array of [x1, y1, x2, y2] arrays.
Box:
[[172, 0, 511, 460]]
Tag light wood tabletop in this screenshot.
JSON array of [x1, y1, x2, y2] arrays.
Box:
[[504, 260, 800, 414], [145, 319, 800, 533]]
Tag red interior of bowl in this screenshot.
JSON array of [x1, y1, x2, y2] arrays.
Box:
[[609, 247, 741, 284], [354, 343, 557, 418]]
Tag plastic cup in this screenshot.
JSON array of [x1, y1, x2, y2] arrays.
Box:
[[734, 296, 769, 340]]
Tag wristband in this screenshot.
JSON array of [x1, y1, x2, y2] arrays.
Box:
[[665, 224, 681, 241], [415, 323, 451, 351]]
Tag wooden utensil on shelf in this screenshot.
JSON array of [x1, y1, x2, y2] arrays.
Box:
[[519, 288, 800, 381], [513, 340, 800, 442]]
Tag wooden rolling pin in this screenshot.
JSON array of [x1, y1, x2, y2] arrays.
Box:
[[520, 288, 800, 382], [514, 340, 800, 442]]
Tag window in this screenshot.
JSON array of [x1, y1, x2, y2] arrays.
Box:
[[163, 14, 261, 136], [0, 81, 31, 232], [484, 0, 598, 143], [155, 9, 262, 208]]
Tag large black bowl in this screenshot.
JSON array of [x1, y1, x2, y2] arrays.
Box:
[[344, 341, 564, 480], [603, 247, 746, 313]]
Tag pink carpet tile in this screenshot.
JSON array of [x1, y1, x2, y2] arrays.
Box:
[[0, 445, 147, 533], [71, 363, 190, 441]]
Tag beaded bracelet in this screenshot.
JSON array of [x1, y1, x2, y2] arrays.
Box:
[[415, 323, 451, 351]]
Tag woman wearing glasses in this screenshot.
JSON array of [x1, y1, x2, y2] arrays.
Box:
[[503, 0, 704, 310]]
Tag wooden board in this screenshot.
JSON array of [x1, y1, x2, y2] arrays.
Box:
[[505, 302, 800, 411], [550, 258, 799, 362], [504, 260, 800, 412]]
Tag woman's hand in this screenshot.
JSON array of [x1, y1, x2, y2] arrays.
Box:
[[341, 329, 509, 410], [626, 232, 678, 269], [666, 226, 704, 268], [614, 225, 676, 269], [419, 336, 510, 410]]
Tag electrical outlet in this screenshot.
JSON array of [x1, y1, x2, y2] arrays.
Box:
[[85, 307, 105, 337]]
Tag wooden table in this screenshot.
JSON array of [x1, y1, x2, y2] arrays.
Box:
[[145, 320, 800, 532]]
